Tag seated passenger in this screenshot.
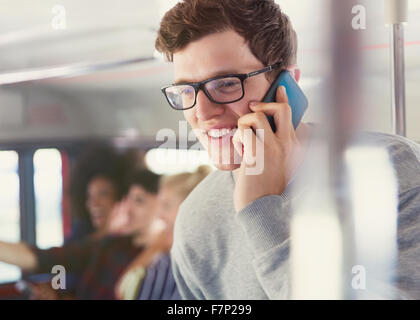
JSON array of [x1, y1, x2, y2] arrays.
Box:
[[115, 165, 212, 300], [68, 144, 137, 241], [0, 169, 160, 300], [28, 145, 137, 299]]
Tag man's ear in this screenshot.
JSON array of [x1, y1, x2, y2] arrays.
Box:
[[286, 65, 301, 83]]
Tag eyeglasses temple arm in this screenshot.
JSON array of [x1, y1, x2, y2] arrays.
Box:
[[245, 62, 282, 78]]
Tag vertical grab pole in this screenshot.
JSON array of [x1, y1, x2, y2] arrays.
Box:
[[385, 0, 408, 137], [290, 0, 364, 299], [328, 0, 364, 300], [291, 0, 399, 300]]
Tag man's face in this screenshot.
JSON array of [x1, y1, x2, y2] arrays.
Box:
[[86, 176, 117, 230], [125, 185, 158, 235], [173, 30, 271, 170]]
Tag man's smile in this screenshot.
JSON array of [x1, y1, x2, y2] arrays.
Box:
[[202, 127, 238, 139]]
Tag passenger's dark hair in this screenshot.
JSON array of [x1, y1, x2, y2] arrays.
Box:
[[69, 144, 138, 235], [126, 169, 161, 195]]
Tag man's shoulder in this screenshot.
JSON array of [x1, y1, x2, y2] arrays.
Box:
[[359, 131, 419, 156], [357, 131, 420, 192], [310, 124, 419, 192], [180, 169, 234, 211], [173, 169, 234, 244], [311, 123, 419, 157]]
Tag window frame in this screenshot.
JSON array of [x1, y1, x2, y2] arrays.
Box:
[[0, 141, 79, 287]]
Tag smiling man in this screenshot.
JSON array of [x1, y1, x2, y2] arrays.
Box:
[[155, 0, 420, 299]]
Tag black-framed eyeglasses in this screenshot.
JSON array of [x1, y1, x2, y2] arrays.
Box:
[[161, 62, 282, 110]]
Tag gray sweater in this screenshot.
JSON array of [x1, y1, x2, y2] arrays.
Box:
[[171, 130, 420, 299]]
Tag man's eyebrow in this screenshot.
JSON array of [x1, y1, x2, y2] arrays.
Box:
[[174, 69, 242, 85]]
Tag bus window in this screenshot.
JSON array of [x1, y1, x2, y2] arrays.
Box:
[[0, 151, 21, 283], [33, 149, 63, 249]]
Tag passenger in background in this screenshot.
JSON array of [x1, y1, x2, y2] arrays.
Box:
[[68, 144, 138, 241], [0, 169, 160, 300], [29, 144, 138, 299], [115, 165, 212, 300]]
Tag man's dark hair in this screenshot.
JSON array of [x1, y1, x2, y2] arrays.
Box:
[[126, 169, 161, 195], [155, 0, 297, 81]]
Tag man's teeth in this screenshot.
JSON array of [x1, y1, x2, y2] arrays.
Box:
[[207, 128, 236, 138]]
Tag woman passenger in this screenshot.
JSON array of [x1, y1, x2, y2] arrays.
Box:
[[115, 165, 212, 299], [68, 145, 136, 241], [0, 169, 160, 300]]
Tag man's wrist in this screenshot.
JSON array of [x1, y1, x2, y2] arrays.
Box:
[[236, 195, 291, 254]]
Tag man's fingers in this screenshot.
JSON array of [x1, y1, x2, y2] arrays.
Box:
[[249, 101, 293, 139], [238, 111, 275, 141], [232, 129, 243, 157], [237, 116, 266, 167], [276, 85, 288, 104]]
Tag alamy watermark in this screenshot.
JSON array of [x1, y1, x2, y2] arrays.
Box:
[[351, 5, 366, 30], [51, 5, 67, 30], [351, 265, 366, 290], [51, 265, 66, 290]]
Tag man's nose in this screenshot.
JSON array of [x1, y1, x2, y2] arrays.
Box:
[[195, 90, 224, 121], [87, 197, 99, 208]]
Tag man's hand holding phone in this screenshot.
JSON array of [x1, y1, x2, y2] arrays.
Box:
[[232, 86, 304, 213]]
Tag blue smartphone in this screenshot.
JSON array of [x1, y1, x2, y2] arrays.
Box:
[[262, 70, 308, 132]]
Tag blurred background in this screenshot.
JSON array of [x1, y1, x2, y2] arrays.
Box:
[[0, 0, 419, 289]]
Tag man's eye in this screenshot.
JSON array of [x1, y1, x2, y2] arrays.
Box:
[[220, 81, 235, 87], [133, 196, 144, 204], [215, 79, 241, 91], [223, 82, 235, 87], [181, 87, 194, 95]]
